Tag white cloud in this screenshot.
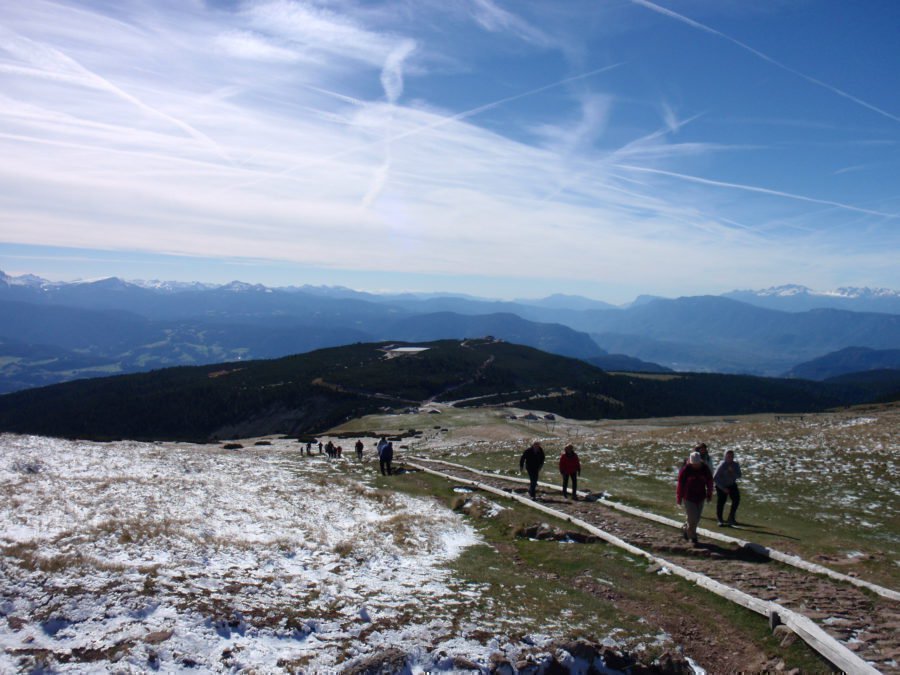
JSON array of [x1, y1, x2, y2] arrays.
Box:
[[468, 0, 554, 47], [380, 39, 416, 103], [243, 0, 404, 68], [215, 30, 313, 64]]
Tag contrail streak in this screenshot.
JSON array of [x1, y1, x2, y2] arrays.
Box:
[[0, 25, 232, 161], [627, 0, 900, 125], [229, 63, 623, 192], [616, 164, 898, 218]]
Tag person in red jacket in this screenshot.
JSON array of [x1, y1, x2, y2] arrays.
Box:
[[558, 444, 581, 500], [676, 450, 713, 546]]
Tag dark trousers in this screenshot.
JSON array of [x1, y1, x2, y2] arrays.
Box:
[[380, 458, 392, 476], [716, 485, 740, 523], [562, 473, 577, 497], [526, 469, 540, 499]]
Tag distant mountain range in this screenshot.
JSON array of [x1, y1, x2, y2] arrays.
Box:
[[0, 271, 897, 393], [724, 284, 900, 314], [5, 272, 898, 314], [1, 339, 895, 442]]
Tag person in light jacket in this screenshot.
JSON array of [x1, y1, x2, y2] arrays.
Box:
[[676, 451, 713, 546], [713, 450, 742, 526], [558, 444, 581, 500]]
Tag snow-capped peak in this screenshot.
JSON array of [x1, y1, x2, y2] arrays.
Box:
[[737, 284, 899, 299], [220, 280, 269, 293], [1, 272, 52, 288], [824, 287, 900, 299], [130, 279, 219, 292], [747, 284, 812, 297]]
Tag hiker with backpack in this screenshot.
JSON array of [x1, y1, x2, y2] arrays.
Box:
[[558, 444, 581, 500], [519, 441, 545, 500], [676, 450, 713, 546], [379, 440, 394, 476], [714, 450, 742, 526]]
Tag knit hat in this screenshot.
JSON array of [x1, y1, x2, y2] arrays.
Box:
[[689, 451, 702, 464]]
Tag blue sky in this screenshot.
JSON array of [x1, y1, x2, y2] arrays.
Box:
[[0, 0, 897, 303]]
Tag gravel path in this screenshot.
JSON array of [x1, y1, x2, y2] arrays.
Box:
[[410, 458, 900, 673]]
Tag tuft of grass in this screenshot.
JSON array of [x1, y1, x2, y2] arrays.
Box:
[[333, 541, 354, 557]]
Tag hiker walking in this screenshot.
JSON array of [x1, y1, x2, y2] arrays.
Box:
[[379, 441, 394, 476], [305, 441, 312, 456], [325, 440, 335, 458], [694, 443, 714, 473], [558, 444, 581, 500], [355, 439, 364, 461], [714, 450, 742, 526], [318, 442, 323, 454], [519, 441, 545, 500], [676, 450, 713, 546]]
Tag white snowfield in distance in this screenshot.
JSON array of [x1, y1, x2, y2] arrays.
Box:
[[0, 434, 489, 672]]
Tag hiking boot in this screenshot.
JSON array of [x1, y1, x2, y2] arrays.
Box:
[[691, 537, 699, 546], [572, 494, 578, 501], [727, 518, 738, 526], [717, 520, 726, 527], [681, 525, 689, 541]]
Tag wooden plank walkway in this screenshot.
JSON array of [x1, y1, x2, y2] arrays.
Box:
[[409, 457, 899, 674]]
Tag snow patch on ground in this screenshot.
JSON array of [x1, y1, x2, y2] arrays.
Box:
[[0, 434, 489, 672]]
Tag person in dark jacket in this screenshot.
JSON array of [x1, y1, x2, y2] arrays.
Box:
[[694, 442, 714, 473], [676, 450, 713, 545], [379, 441, 394, 476], [519, 441, 545, 500], [355, 439, 364, 461], [558, 444, 581, 500]]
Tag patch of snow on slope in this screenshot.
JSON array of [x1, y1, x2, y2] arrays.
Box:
[[0, 435, 483, 672]]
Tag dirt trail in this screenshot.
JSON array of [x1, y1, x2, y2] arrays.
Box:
[[410, 458, 900, 673]]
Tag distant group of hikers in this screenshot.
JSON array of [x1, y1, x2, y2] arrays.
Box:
[[305, 432, 743, 546], [519, 440, 742, 546], [304, 436, 396, 476]]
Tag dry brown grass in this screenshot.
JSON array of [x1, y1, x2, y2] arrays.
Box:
[[333, 540, 354, 557], [376, 513, 432, 550], [451, 495, 490, 519], [91, 516, 185, 545], [1, 540, 138, 575]]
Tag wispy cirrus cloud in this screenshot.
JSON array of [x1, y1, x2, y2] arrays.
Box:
[[215, 29, 314, 64], [467, 0, 554, 47], [242, 0, 406, 68], [628, 0, 900, 125]]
